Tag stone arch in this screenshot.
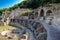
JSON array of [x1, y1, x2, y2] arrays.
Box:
[[46, 10, 52, 16], [40, 9, 44, 17]]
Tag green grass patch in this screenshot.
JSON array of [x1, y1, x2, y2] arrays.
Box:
[[0, 25, 18, 32]]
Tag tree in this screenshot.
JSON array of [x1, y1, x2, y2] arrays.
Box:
[[0, 0, 60, 14]]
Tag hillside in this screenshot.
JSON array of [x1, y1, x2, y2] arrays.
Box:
[[0, 0, 60, 15]]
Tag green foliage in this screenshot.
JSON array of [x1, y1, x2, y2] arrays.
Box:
[[49, 0, 60, 3], [0, 0, 60, 15], [12, 0, 60, 9], [21, 11, 32, 16], [0, 10, 3, 16], [21, 12, 28, 16]]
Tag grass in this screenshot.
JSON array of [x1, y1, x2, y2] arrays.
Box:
[[0, 25, 18, 32]]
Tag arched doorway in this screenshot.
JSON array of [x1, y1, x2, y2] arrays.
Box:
[[46, 10, 52, 16], [40, 9, 44, 17]]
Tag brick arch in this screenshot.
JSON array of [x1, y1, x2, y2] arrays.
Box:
[[40, 9, 44, 17]]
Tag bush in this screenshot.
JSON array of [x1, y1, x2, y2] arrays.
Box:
[[21, 11, 32, 16]]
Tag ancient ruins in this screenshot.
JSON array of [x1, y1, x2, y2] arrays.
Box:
[[0, 4, 60, 40]]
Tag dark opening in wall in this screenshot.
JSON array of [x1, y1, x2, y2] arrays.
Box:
[[40, 9, 44, 17], [46, 10, 52, 16]]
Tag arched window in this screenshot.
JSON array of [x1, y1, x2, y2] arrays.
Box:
[[40, 9, 44, 17]]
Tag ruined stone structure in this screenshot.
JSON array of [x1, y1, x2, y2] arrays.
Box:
[[0, 8, 30, 26], [0, 4, 60, 40]]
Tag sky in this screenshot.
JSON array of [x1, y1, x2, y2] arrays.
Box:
[[0, 0, 24, 9]]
